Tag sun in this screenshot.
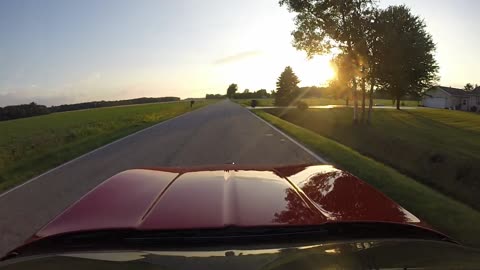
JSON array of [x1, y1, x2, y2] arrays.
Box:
[[295, 55, 336, 87], [210, 50, 337, 91]]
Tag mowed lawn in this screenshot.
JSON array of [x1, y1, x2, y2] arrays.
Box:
[[235, 98, 419, 107], [264, 108, 480, 210], [255, 109, 480, 247], [0, 101, 212, 192]]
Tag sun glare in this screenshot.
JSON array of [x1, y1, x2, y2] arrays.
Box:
[[212, 50, 336, 91], [295, 55, 336, 87]]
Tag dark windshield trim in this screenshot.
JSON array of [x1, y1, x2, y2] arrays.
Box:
[[3, 222, 454, 261]]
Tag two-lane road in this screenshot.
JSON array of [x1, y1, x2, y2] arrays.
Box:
[[0, 100, 321, 255]]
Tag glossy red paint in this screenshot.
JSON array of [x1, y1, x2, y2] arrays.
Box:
[[36, 170, 177, 238], [33, 165, 436, 241], [282, 166, 424, 225]]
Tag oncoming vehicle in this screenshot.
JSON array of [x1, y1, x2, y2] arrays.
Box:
[[1, 165, 479, 269]]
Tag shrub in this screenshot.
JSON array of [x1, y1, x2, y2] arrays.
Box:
[[251, 100, 258, 108], [297, 101, 309, 111]]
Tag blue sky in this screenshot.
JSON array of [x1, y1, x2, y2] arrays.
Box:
[[0, 0, 479, 106]]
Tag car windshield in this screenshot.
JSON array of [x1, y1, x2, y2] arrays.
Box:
[[1, 0, 480, 268]]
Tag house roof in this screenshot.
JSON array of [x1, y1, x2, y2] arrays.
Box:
[[426, 86, 480, 97], [437, 86, 469, 96]]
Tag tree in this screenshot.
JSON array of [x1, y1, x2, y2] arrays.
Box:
[[374, 5, 438, 110], [361, 8, 383, 123], [330, 53, 355, 105], [365, 38, 378, 121], [279, 0, 376, 122], [226, 84, 238, 98], [256, 89, 269, 98], [275, 66, 300, 106], [465, 83, 474, 91]]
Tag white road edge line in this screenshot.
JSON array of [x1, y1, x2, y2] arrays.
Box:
[[247, 108, 329, 164], [0, 104, 211, 199]]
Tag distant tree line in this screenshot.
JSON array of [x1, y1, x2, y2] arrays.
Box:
[[206, 85, 275, 100], [208, 78, 418, 107], [205, 94, 226, 99], [274, 64, 424, 108], [233, 89, 273, 99], [0, 102, 50, 121], [0, 97, 180, 121]]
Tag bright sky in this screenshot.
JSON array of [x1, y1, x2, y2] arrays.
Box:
[[0, 0, 478, 106]]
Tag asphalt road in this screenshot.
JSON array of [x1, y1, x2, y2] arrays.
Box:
[[0, 100, 321, 256]]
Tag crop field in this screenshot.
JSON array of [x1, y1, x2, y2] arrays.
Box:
[[0, 101, 212, 191]]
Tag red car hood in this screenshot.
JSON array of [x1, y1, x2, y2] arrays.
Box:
[[32, 164, 434, 241]]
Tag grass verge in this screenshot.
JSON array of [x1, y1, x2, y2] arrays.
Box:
[[264, 108, 480, 210], [254, 110, 480, 248], [0, 101, 214, 192]]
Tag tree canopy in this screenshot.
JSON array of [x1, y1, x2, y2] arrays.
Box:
[[279, 0, 375, 58], [374, 5, 438, 109], [329, 53, 355, 102], [226, 84, 238, 98], [280, 0, 439, 117], [465, 83, 475, 91], [275, 66, 301, 106], [280, 0, 376, 121]]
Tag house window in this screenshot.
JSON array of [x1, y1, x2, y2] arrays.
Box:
[[463, 99, 467, 105]]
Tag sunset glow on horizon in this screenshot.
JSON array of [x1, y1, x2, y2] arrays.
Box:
[[0, 0, 478, 106]]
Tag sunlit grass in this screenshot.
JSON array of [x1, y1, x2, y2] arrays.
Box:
[[264, 108, 480, 209], [408, 109, 480, 133], [0, 101, 214, 192], [254, 110, 480, 248]]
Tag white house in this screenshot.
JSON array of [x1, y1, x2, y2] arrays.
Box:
[[422, 86, 480, 112]]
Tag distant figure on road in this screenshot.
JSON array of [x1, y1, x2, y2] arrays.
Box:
[[190, 100, 195, 108]]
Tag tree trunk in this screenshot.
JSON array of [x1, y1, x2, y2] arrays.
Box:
[[361, 76, 366, 122], [352, 78, 358, 123], [367, 81, 374, 123], [346, 42, 358, 123], [396, 96, 401, 110]]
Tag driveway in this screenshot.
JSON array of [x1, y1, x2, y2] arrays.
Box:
[[0, 100, 322, 255]]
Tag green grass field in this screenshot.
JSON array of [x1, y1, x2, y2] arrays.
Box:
[[263, 108, 480, 211], [0, 101, 212, 192], [234, 98, 420, 107], [255, 110, 480, 247]]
